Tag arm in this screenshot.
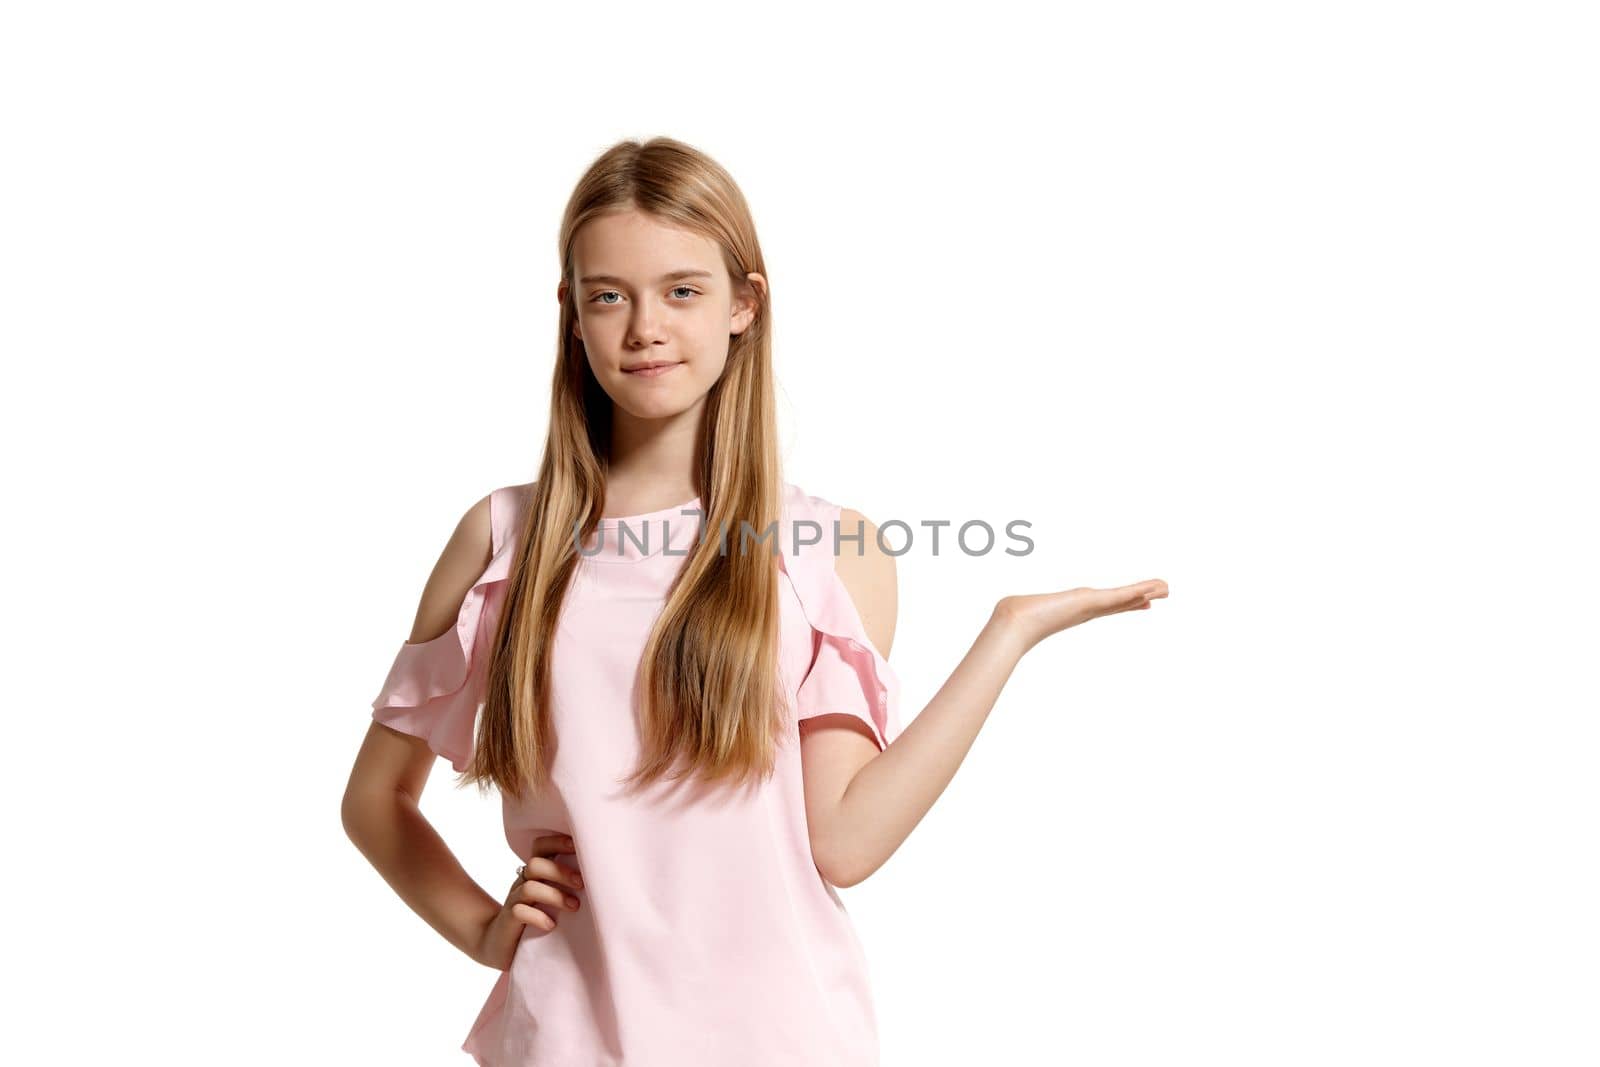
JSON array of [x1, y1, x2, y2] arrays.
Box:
[[340, 493, 501, 959], [800, 507, 1169, 888]]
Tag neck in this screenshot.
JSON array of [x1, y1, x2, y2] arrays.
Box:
[[605, 400, 704, 509]]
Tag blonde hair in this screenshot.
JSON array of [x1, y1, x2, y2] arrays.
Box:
[[465, 136, 786, 800]]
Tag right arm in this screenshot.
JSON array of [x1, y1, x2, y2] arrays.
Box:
[[340, 493, 499, 960]]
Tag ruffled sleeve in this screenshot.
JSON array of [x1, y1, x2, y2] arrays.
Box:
[[369, 483, 529, 772], [780, 486, 904, 752]]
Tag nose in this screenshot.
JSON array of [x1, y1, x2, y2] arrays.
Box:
[[625, 305, 668, 348]]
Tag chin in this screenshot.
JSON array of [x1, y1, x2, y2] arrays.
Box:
[[611, 392, 699, 421]]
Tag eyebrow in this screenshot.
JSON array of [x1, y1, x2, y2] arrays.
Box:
[[577, 268, 716, 286]]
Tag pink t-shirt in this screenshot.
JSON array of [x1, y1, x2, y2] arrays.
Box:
[[370, 480, 903, 1066]]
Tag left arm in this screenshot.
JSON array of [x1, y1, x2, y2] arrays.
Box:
[[799, 507, 1026, 887], [800, 508, 1168, 887]]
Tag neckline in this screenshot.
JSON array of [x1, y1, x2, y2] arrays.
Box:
[[596, 494, 703, 527], [584, 495, 704, 563]]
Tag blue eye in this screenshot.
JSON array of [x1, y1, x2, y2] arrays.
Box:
[[588, 287, 700, 305]]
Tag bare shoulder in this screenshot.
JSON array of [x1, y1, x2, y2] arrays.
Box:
[[833, 506, 898, 660], [406, 492, 495, 645]]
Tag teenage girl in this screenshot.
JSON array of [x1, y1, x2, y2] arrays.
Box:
[[342, 136, 1169, 1066]]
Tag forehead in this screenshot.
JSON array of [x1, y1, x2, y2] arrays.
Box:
[[573, 209, 722, 281]]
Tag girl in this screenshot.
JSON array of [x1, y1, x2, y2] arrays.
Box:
[[342, 136, 1169, 1066]]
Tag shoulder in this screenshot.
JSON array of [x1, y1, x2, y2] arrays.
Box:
[[782, 483, 898, 660], [486, 480, 536, 553], [407, 481, 531, 644], [833, 505, 897, 660]]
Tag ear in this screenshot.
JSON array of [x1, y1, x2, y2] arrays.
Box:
[[731, 271, 767, 337]]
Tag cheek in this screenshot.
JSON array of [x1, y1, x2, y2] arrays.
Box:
[[689, 305, 738, 350], [575, 308, 609, 341], [688, 354, 731, 394]]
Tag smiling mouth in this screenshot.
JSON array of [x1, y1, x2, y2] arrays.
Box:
[[622, 361, 683, 377]]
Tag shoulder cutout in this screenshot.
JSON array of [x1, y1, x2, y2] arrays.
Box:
[[832, 506, 897, 661], [369, 482, 534, 772], [407, 492, 494, 646], [779, 483, 906, 751]]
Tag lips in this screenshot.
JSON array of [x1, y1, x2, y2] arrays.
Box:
[[622, 360, 683, 377]]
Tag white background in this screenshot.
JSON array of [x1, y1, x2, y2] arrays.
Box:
[[4, 2, 1595, 1064]]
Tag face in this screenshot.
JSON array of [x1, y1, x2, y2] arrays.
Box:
[[560, 208, 764, 423]]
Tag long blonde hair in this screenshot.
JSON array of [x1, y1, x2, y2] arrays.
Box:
[[466, 136, 785, 800]]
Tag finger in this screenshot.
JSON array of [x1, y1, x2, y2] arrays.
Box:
[[1088, 587, 1149, 615], [519, 876, 582, 912], [523, 856, 585, 892], [1096, 590, 1157, 618], [511, 902, 557, 931], [1115, 580, 1168, 606], [531, 833, 578, 858]]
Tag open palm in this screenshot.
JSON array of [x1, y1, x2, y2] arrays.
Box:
[[997, 578, 1169, 652]]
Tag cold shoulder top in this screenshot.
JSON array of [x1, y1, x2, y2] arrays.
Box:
[[369, 480, 904, 1066]]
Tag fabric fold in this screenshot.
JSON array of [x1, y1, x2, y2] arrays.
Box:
[[370, 490, 520, 772], [779, 486, 903, 751]]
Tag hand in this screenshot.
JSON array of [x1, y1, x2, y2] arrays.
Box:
[[995, 578, 1169, 653], [471, 833, 585, 971]]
